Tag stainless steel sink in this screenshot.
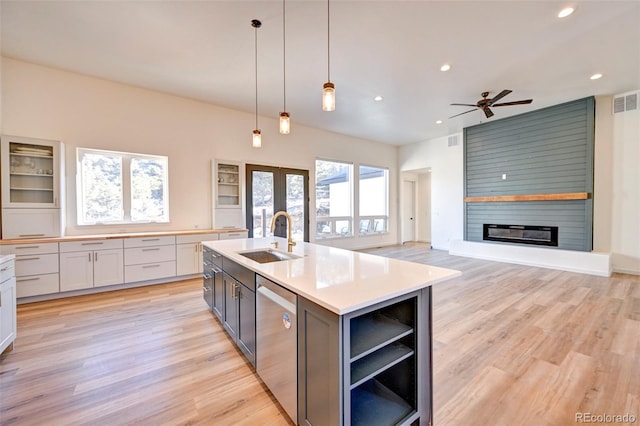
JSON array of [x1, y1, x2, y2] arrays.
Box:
[[239, 249, 301, 264]]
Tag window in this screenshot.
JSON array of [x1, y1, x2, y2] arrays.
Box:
[[77, 148, 169, 225], [315, 160, 353, 238], [358, 165, 389, 235]]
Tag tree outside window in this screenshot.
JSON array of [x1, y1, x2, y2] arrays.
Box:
[[77, 148, 169, 225]]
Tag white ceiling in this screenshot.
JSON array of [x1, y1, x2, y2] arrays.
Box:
[[1, 1, 639, 146]]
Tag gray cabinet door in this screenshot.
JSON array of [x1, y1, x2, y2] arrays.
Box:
[[222, 272, 238, 339], [212, 267, 224, 320], [297, 296, 341, 426], [237, 283, 256, 365]]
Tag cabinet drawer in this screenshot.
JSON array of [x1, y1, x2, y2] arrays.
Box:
[[176, 233, 218, 244], [1, 259, 15, 283], [124, 261, 176, 283], [60, 239, 123, 253], [15, 253, 59, 276], [218, 231, 248, 240], [124, 245, 176, 266], [2, 208, 61, 238], [124, 236, 175, 248], [224, 257, 255, 291], [3, 242, 58, 256], [16, 273, 59, 297]]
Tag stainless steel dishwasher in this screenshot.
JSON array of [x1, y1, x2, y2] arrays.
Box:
[[256, 275, 298, 423]]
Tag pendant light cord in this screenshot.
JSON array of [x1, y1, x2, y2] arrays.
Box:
[[283, 0, 287, 111], [255, 23, 258, 129], [327, 0, 331, 83]]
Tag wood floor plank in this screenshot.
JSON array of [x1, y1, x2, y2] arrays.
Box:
[[1, 243, 638, 425]]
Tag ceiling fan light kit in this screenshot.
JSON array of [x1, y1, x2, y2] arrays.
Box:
[[449, 90, 533, 120]]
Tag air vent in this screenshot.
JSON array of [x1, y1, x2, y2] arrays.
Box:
[[448, 135, 459, 147], [613, 91, 639, 114]]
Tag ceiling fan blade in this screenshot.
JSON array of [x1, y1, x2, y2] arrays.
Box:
[[487, 89, 512, 106], [492, 99, 533, 107], [450, 103, 477, 107], [448, 109, 477, 119], [483, 107, 494, 118]]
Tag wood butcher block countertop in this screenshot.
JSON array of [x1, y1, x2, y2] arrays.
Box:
[[0, 229, 247, 245]]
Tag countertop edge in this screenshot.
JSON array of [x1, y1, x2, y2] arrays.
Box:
[[0, 229, 248, 245], [204, 238, 462, 315]]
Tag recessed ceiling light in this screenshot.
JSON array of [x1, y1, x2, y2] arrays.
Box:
[[440, 64, 451, 72], [590, 73, 603, 80], [374, 95, 383, 102], [558, 7, 575, 18], [436, 120, 443, 124]]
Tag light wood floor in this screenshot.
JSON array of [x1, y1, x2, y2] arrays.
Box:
[[1, 244, 638, 425]]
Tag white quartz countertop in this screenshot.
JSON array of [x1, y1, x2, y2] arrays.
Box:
[[203, 237, 461, 315]]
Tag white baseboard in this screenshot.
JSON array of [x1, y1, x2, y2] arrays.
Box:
[[449, 240, 612, 277]]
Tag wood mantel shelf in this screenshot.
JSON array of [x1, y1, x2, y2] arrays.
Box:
[[464, 192, 590, 203]]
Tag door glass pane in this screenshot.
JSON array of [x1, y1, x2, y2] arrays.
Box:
[[252, 171, 274, 237], [286, 174, 305, 241]]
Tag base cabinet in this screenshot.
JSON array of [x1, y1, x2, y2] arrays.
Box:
[[298, 289, 431, 426], [222, 271, 256, 365], [59, 240, 124, 292], [0, 257, 17, 355]]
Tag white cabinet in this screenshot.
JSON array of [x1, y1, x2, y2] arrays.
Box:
[[176, 233, 219, 276], [2, 242, 60, 298], [0, 256, 17, 355], [218, 230, 249, 240], [59, 239, 124, 292], [1, 135, 64, 238], [1, 208, 61, 239], [124, 236, 176, 283], [212, 159, 245, 229]]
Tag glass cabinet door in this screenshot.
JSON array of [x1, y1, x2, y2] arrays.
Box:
[[2, 136, 61, 208]]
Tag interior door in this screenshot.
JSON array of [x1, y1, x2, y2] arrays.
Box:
[[402, 180, 416, 243], [246, 164, 309, 242]]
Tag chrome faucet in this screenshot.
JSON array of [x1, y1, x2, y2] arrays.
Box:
[[270, 211, 296, 252]]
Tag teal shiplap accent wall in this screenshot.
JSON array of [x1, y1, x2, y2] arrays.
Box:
[[464, 97, 595, 251]]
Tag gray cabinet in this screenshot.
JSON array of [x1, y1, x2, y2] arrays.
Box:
[[298, 289, 430, 426], [214, 257, 256, 366]]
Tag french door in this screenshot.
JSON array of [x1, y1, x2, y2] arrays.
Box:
[[245, 164, 309, 242]]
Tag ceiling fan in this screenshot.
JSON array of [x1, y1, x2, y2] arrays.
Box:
[[449, 90, 533, 119]]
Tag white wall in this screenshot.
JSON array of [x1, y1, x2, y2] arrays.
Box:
[[611, 92, 640, 274], [401, 99, 640, 275], [417, 172, 431, 243], [1, 58, 398, 250], [398, 135, 463, 250]]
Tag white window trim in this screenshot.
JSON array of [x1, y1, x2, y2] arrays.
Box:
[[315, 159, 354, 239], [76, 147, 170, 226]]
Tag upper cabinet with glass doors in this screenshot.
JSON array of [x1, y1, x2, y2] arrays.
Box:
[[215, 161, 241, 209], [1, 135, 63, 208]]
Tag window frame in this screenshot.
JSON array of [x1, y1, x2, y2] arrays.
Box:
[[76, 147, 170, 226], [315, 158, 354, 239], [357, 164, 389, 236]]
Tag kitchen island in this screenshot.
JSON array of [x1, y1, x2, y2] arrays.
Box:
[[203, 237, 461, 426]]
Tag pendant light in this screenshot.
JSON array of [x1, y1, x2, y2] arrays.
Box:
[[251, 19, 262, 148], [322, 0, 335, 111], [279, 0, 291, 134]]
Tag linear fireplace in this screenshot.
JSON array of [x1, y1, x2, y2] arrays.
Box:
[[483, 224, 558, 247]]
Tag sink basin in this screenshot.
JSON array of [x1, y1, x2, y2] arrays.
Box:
[[239, 249, 301, 264]]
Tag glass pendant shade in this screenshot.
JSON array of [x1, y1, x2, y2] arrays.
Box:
[[252, 129, 262, 148], [322, 82, 335, 111], [279, 112, 290, 134]]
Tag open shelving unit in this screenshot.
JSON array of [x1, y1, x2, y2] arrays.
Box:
[[347, 297, 417, 426]]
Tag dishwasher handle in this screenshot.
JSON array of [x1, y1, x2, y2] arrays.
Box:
[[257, 285, 296, 315]]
